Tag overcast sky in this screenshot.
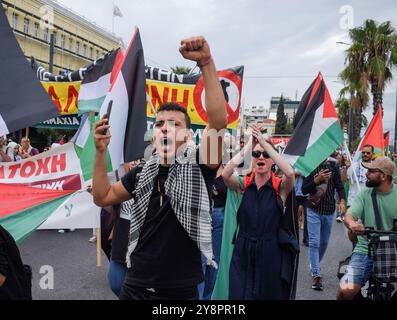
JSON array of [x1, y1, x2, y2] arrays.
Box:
[[57, 0, 397, 140]]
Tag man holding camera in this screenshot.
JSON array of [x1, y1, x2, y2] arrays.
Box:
[[302, 157, 346, 291]]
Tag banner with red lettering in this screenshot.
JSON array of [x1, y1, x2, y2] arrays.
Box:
[[0, 143, 83, 190], [146, 65, 244, 131], [0, 143, 101, 242]]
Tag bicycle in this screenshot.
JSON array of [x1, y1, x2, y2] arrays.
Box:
[[337, 221, 397, 300], [361, 227, 397, 300]]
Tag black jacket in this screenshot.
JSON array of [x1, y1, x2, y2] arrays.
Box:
[[0, 225, 32, 300], [302, 160, 346, 214]]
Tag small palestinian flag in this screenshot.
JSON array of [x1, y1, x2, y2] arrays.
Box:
[[284, 73, 344, 177], [0, 184, 74, 244], [78, 48, 123, 114], [353, 106, 384, 162]]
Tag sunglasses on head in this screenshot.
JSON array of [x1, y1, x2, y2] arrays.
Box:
[[252, 151, 270, 159]]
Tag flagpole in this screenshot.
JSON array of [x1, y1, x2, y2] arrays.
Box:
[[112, 2, 114, 34], [343, 141, 361, 193], [96, 227, 102, 268]]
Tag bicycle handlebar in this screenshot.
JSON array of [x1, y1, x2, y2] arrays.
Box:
[[363, 228, 397, 236]]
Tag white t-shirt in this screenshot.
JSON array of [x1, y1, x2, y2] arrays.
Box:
[[347, 161, 368, 206]]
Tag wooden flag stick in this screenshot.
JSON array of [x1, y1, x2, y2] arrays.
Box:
[[25, 127, 29, 138], [96, 227, 102, 268]]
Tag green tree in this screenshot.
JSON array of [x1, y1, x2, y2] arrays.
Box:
[[285, 121, 294, 135], [335, 96, 368, 144], [344, 20, 397, 116], [336, 97, 350, 130], [170, 66, 193, 75], [275, 96, 288, 134], [339, 40, 369, 143]]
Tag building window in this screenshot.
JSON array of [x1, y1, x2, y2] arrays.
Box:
[[96, 49, 100, 59], [23, 18, 29, 34], [44, 28, 49, 42], [52, 32, 57, 45], [83, 44, 87, 57], [33, 23, 39, 37], [12, 13, 18, 30], [69, 38, 73, 51], [60, 34, 65, 49], [90, 47, 93, 59], [76, 41, 80, 54]]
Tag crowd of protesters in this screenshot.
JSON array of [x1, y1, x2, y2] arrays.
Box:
[[2, 35, 397, 302]]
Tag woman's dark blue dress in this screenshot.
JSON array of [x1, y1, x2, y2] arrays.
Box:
[[229, 177, 288, 299]]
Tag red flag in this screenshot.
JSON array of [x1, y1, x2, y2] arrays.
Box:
[[353, 106, 384, 161]]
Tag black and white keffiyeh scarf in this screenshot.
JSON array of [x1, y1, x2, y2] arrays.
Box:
[[126, 145, 216, 269]]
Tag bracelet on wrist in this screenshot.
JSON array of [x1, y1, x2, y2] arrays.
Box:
[[197, 56, 212, 68]]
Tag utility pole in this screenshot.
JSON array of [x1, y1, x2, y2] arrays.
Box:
[[394, 87, 397, 153], [49, 33, 55, 73], [348, 92, 354, 151]]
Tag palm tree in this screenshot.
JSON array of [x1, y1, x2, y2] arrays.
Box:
[[335, 96, 367, 135], [170, 66, 193, 75], [335, 97, 350, 130], [339, 45, 369, 143], [347, 20, 397, 115]]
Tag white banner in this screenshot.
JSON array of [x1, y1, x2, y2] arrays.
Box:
[[38, 191, 100, 230], [0, 142, 84, 190]]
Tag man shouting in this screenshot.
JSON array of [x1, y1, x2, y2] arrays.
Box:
[[92, 36, 227, 300]]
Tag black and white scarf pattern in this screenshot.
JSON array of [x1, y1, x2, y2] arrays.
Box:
[[126, 145, 216, 269]]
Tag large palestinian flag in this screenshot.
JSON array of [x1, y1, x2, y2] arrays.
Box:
[[284, 73, 344, 176], [0, 184, 75, 244], [0, 142, 103, 242], [353, 106, 384, 162], [0, 5, 59, 136], [75, 28, 147, 170]]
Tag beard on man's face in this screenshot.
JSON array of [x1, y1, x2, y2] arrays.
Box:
[[366, 177, 381, 188]]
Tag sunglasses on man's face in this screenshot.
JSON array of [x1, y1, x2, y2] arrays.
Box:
[[367, 169, 383, 174], [362, 151, 372, 155], [252, 151, 270, 159]]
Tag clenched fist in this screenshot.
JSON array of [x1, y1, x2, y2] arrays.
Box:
[[179, 36, 211, 66]]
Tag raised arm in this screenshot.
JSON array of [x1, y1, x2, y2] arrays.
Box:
[[179, 36, 227, 168], [222, 136, 253, 191], [251, 125, 295, 203], [92, 116, 132, 207]]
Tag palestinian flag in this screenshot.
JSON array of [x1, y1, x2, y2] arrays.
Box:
[[78, 48, 123, 114], [72, 28, 146, 177], [284, 73, 344, 177], [0, 184, 74, 244], [73, 113, 113, 182], [32, 49, 123, 115], [0, 5, 59, 136], [353, 106, 384, 162], [293, 74, 322, 128]]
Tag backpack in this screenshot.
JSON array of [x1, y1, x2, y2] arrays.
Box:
[[243, 171, 283, 209], [0, 225, 32, 300], [232, 172, 283, 243]]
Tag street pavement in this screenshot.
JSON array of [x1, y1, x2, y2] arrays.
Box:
[[19, 218, 352, 300]]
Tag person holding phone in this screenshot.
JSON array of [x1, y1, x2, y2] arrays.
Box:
[[302, 157, 346, 291], [92, 36, 227, 300]]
